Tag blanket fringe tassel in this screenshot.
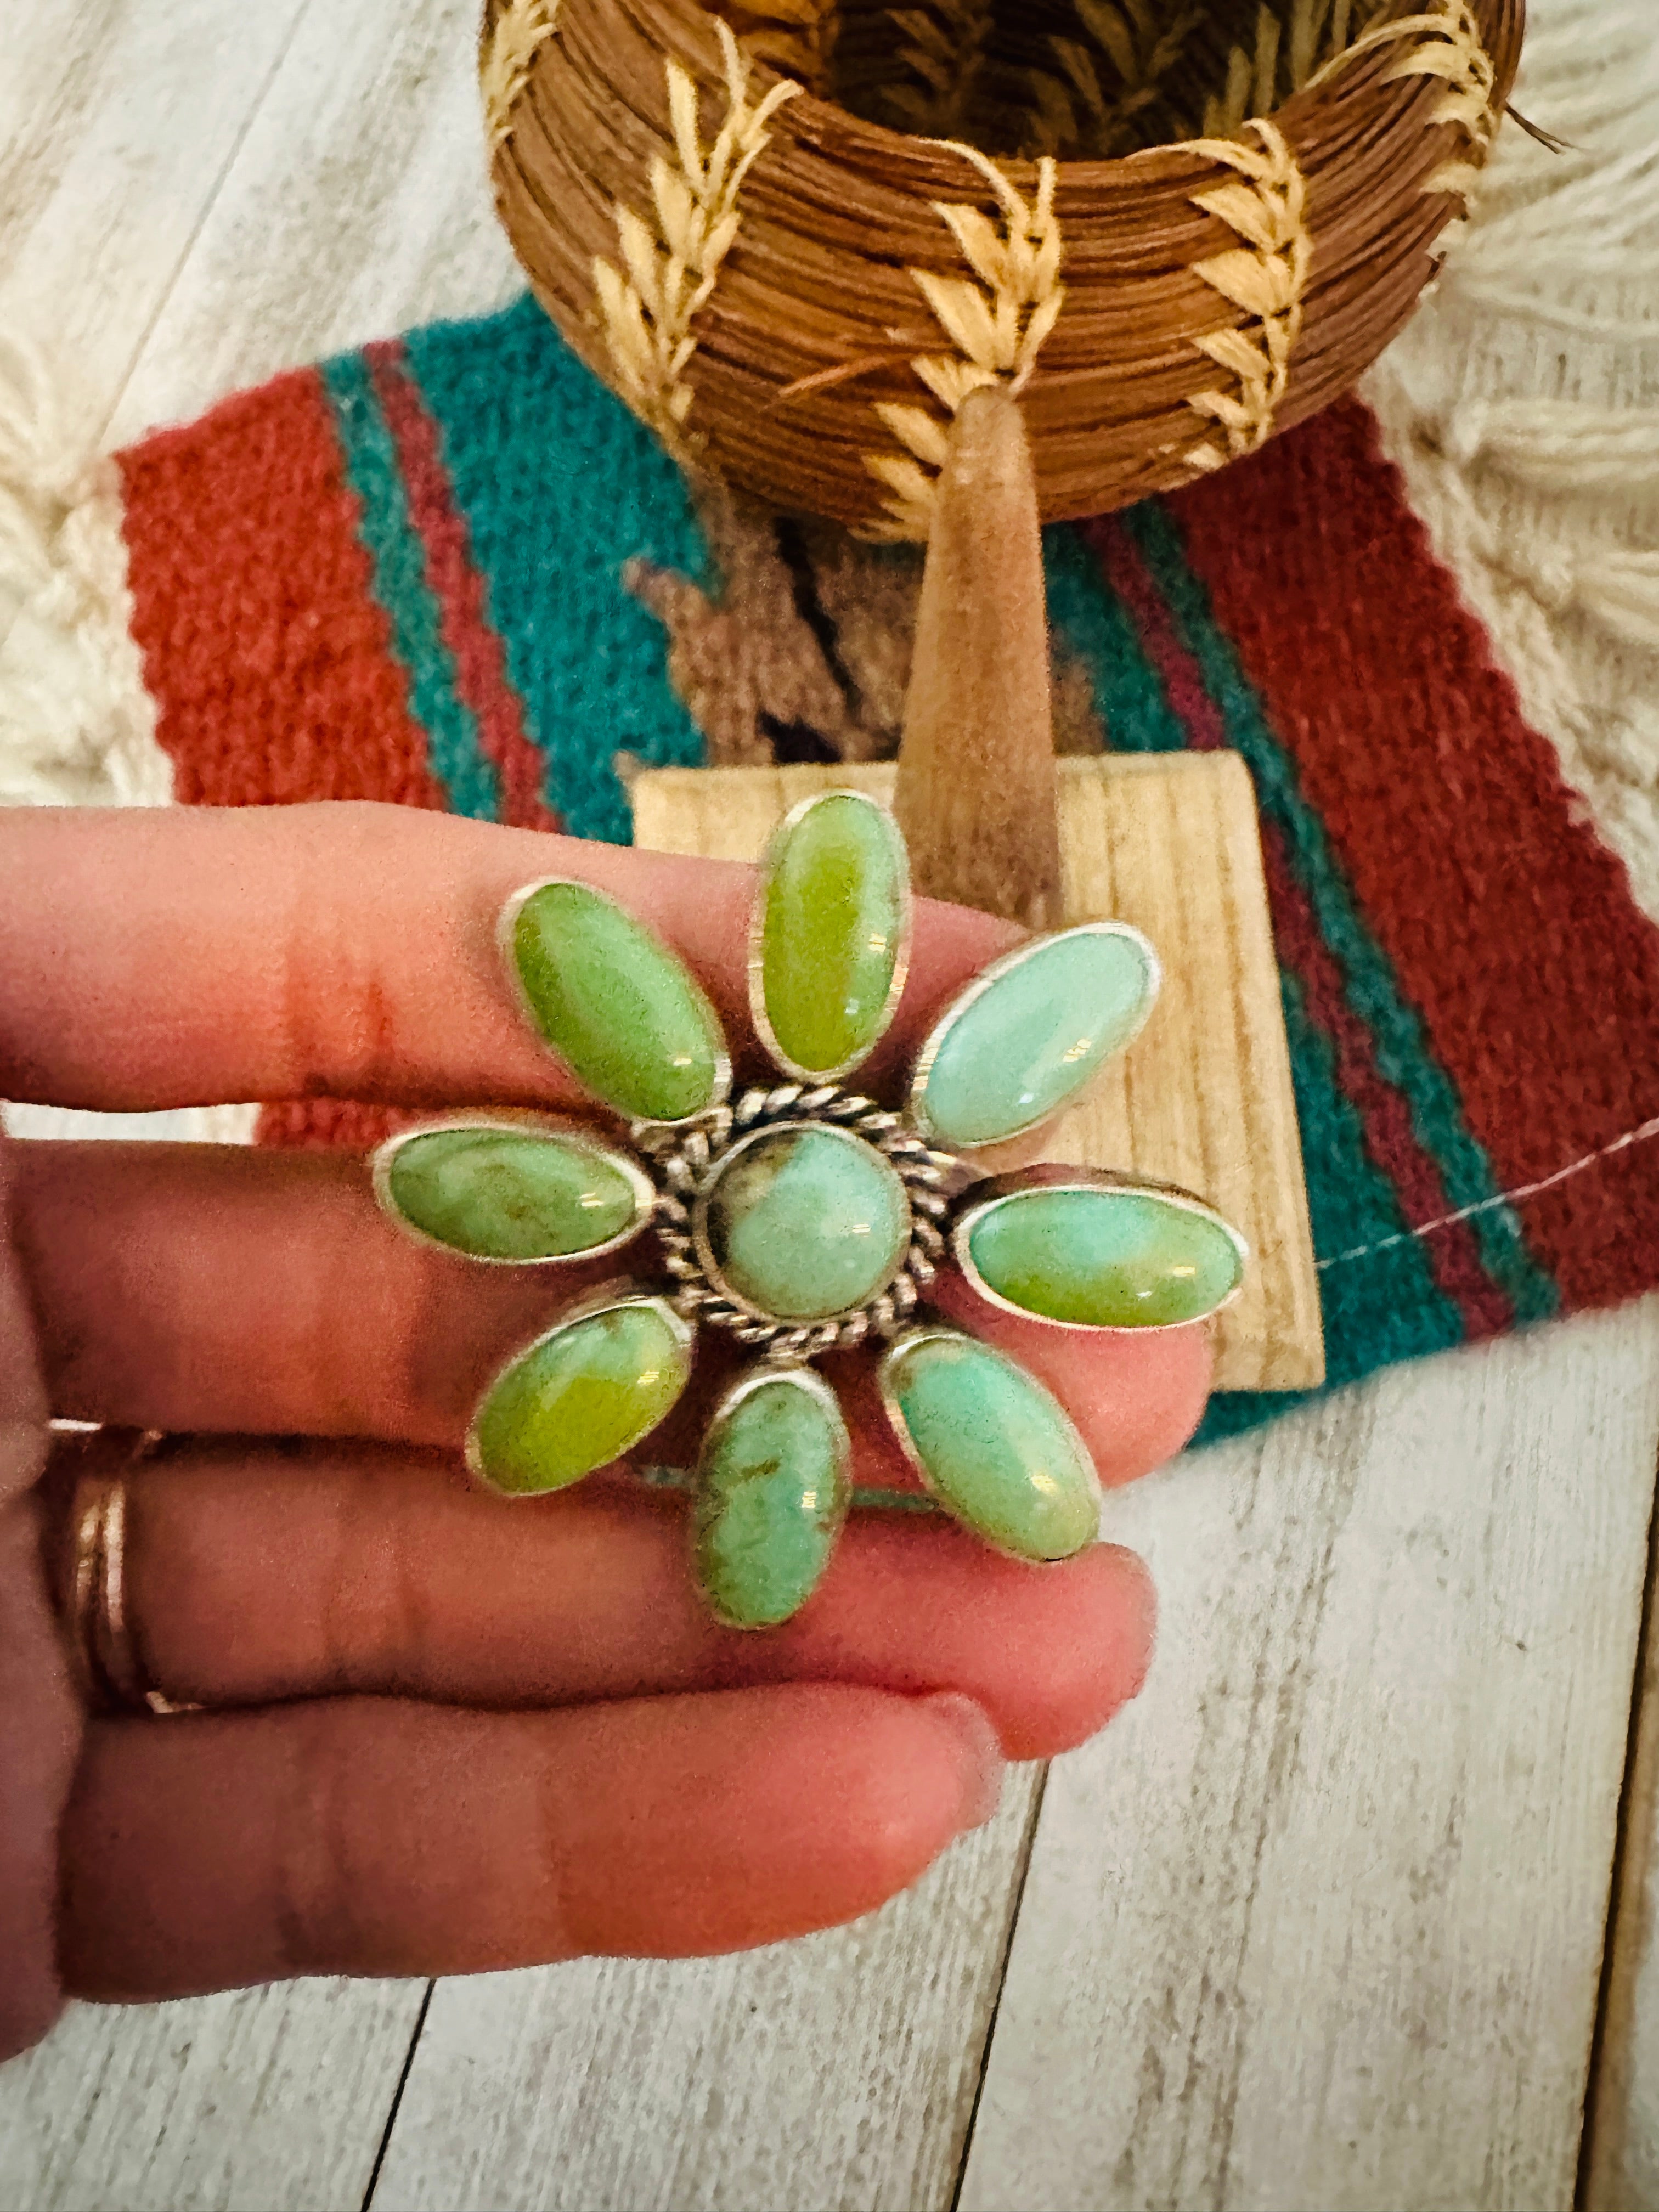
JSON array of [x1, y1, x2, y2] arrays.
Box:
[[1365, 0, 1659, 921], [0, 341, 168, 808]]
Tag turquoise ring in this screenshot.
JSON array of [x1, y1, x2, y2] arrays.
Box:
[[374, 790, 1248, 1629]]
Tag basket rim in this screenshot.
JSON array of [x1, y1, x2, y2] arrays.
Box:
[[526, 0, 1517, 186], [482, 0, 1524, 534]]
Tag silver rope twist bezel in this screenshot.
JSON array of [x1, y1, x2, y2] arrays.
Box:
[[634, 1084, 959, 1363]]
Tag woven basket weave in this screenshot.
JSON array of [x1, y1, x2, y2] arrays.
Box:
[[482, 0, 1522, 537]]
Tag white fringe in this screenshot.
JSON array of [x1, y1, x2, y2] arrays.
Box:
[[0, 357, 249, 1137], [1364, 0, 1659, 919], [0, 338, 171, 808]]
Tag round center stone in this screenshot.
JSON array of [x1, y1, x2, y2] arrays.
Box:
[[702, 1124, 912, 1321]]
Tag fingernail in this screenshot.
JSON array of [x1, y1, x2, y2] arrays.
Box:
[[922, 1691, 1006, 1832]]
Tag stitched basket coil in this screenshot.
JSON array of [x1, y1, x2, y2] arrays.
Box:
[[483, 0, 1523, 538]]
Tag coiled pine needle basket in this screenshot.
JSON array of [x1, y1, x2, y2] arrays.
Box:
[[482, 0, 1522, 538]]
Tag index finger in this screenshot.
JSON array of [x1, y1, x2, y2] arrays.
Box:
[[0, 803, 1020, 1113]]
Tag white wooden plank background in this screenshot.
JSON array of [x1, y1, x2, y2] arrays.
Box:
[[1585, 1554, 1659, 2212], [103, 0, 521, 449], [961, 1305, 1659, 2212], [371, 1771, 1046, 2212], [0, 1982, 426, 2212], [4, 5, 1659, 2209], [0, 1, 309, 452]]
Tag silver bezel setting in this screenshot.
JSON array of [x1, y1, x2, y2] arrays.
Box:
[[746, 788, 913, 1086], [372, 1112, 658, 1266], [463, 1278, 696, 1492], [498, 876, 733, 1129], [692, 1363, 853, 1630], [906, 921, 1163, 1152], [874, 1324, 1102, 1565], [691, 1118, 915, 1319], [949, 1167, 1251, 1331], [645, 1082, 958, 1362]]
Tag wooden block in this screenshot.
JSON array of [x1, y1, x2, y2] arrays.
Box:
[[632, 757, 1324, 1392]]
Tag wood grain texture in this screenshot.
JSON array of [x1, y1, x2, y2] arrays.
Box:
[[633, 756, 1324, 1392], [105, 0, 522, 446], [1583, 1503, 1659, 2212], [892, 386, 1064, 931], [0, 0, 309, 453], [0, 1980, 425, 2212], [956, 1302, 1659, 2212], [367, 1769, 1044, 2212]]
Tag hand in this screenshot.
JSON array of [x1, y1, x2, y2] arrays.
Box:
[[0, 802, 1211, 2059]]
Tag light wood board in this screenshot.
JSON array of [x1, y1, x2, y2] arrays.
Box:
[[102, 0, 522, 450], [0, 1979, 425, 2212], [633, 757, 1325, 1393], [370, 1769, 1046, 2212], [0, 1, 311, 456], [957, 1301, 1659, 2212], [1584, 1508, 1659, 2212]]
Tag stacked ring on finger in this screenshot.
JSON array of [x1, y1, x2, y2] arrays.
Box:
[[38, 1435, 1155, 1996], [374, 790, 1247, 1630], [52, 1433, 200, 1717]]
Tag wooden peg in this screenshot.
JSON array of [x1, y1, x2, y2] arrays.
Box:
[[891, 383, 1064, 929]]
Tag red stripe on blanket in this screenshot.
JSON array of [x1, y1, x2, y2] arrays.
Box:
[[1260, 824, 1514, 1337], [1093, 515, 1509, 1335], [365, 342, 562, 834], [1170, 400, 1659, 1311], [117, 368, 444, 811], [1517, 1120, 1659, 1314]]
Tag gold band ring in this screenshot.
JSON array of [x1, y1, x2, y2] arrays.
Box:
[[62, 1434, 199, 1717]]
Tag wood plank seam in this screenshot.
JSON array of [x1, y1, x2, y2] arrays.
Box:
[[946, 1763, 1052, 2212], [955, 1309, 1659, 2212], [1579, 1441, 1659, 2212], [361, 1979, 436, 2212], [86, 0, 320, 456]]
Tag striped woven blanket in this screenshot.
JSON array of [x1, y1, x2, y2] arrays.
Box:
[[96, 286, 1659, 1442]]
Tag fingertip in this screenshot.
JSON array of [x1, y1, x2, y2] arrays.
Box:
[[1094, 1324, 1214, 1480], [860, 898, 1023, 1088], [977, 1540, 1157, 1756], [610, 1684, 1003, 1949], [1102, 1541, 1159, 1707], [60, 1684, 1020, 1996], [781, 1688, 1005, 1911], [907, 898, 1025, 1001], [785, 1515, 1156, 1760], [916, 1690, 1006, 1831]]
